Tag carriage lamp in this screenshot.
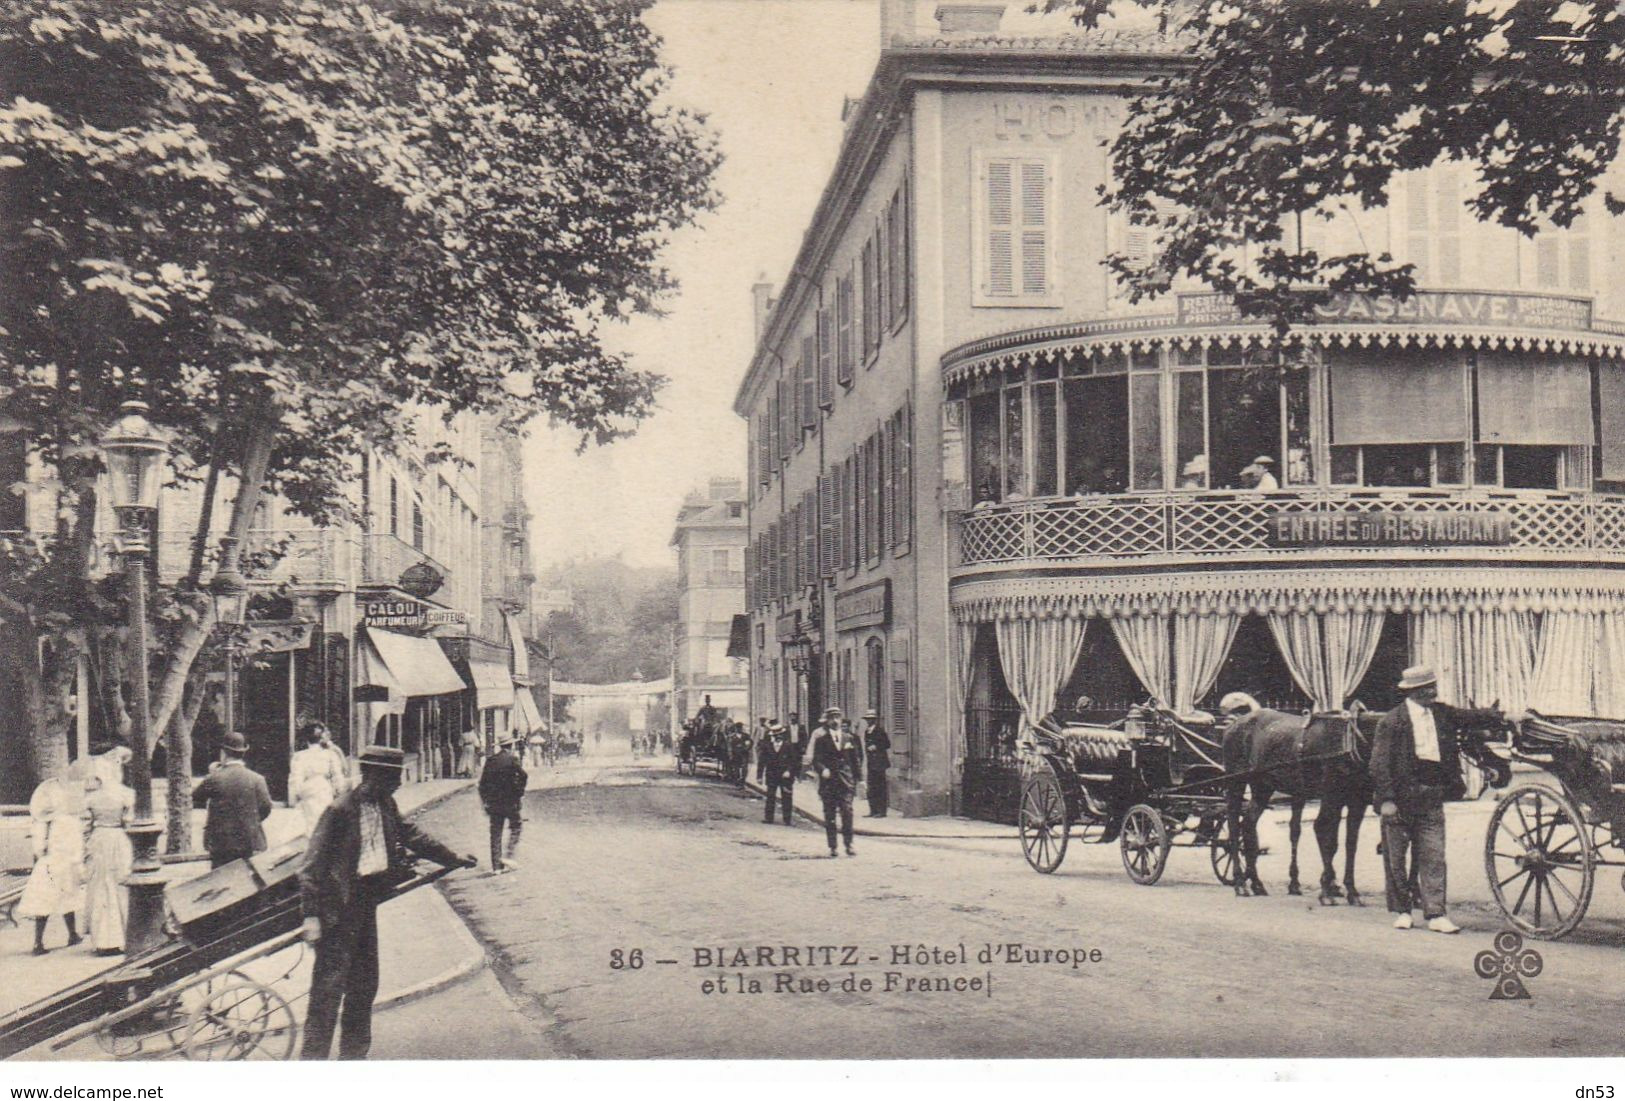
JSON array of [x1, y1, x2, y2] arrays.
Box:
[[786, 632, 815, 675], [99, 400, 170, 955], [210, 566, 251, 751]]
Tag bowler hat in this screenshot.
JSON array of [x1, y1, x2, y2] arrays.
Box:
[[359, 745, 407, 770], [1397, 665, 1438, 692], [221, 731, 249, 756]]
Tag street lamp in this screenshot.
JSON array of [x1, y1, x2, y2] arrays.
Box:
[[99, 400, 169, 955], [209, 565, 250, 744]]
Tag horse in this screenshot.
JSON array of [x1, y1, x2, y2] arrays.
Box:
[[1221, 699, 1512, 903]]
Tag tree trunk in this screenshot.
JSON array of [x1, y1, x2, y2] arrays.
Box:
[[10, 620, 68, 786], [163, 676, 210, 854]]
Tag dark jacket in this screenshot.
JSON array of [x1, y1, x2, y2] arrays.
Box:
[[1371, 701, 1467, 813], [864, 725, 892, 772], [810, 727, 864, 801], [760, 736, 800, 785], [299, 786, 462, 928], [478, 750, 528, 815], [192, 760, 272, 857]]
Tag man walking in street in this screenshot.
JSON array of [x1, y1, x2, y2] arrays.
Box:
[[810, 707, 862, 857], [479, 734, 529, 874], [862, 709, 892, 818], [192, 732, 273, 868], [1371, 665, 1465, 935], [760, 722, 799, 826], [299, 745, 476, 1060]]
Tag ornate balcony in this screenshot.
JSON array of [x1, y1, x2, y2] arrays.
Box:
[[954, 488, 1625, 572], [155, 528, 355, 589], [361, 533, 452, 591]]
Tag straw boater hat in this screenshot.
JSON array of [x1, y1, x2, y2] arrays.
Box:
[[1397, 665, 1438, 692], [359, 745, 407, 770], [1251, 455, 1275, 466], [862, 709, 878, 720], [823, 707, 842, 720]]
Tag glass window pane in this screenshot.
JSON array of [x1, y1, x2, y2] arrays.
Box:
[[1474, 445, 1499, 487], [1208, 367, 1282, 490], [1503, 445, 1560, 490], [1365, 444, 1431, 487], [1435, 444, 1465, 485], [1003, 386, 1027, 499], [1033, 382, 1058, 497], [969, 393, 1002, 504], [1282, 369, 1313, 485], [1130, 373, 1164, 491], [1331, 446, 1360, 485], [1064, 377, 1128, 495], [1096, 348, 1129, 374], [1175, 372, 1207, 488], [1171, 344, 1203, 368]]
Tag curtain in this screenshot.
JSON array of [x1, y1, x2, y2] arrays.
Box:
[[1267, 610, 1385, 711], [948, 620, 979, 760], [1595, 612, 1625, 719], [1173, 612, 1240, 714], [994, 615, 1088, 725], [1410, 609, 1537, 712], [1111, 614, 1172, 707], [1530, 611, 1597, 716]]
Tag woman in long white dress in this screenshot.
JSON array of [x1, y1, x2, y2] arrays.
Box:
[[82, 748, 135, 955], [18, 775, 87, 955], [289, 722, 346, 832]]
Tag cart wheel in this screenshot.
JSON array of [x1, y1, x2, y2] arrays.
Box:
[[1209, 815, 1243, 887], [182, 981, 298, 1061], [1485, 784, 1595, 940], [1019, 765, 1070, 874], [1120, 804, 1170, 886]]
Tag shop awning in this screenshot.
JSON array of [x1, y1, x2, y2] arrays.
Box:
[[726, 614, 751, 660], [504, 612, 531, 683], [512, 689, 544, 735], [361, 628, 465, 699], [466, 660, 514, 711], [1329, 348, 1467, 445]]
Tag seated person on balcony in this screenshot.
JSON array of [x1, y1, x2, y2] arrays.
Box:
[[973, 477, 999, 508], [1179, 455, 1208, 490], [1240, 455, 1279, 491]]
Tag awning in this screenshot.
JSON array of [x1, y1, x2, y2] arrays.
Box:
[[512, 689, 544, 735], [504, 612, 531, 682], [361, 628, 465, 699], [466, 660, 514, 711], [1329, 348, 1467, 445], [726, 614, 751, 660]]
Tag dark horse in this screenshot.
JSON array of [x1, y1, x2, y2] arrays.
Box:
[[1222, 703, 1512, 903]]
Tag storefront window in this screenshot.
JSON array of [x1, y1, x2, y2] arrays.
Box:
[[1130, 372, 1164, 491], [1063, 376, 1128, 495], [1364, 444, 1432, 487], [1174, 372, 1206, 489], [968, 393, 1001, 505], [1435, 444, 1466, 485], [1003, 387, 1026, 499], [1033, 382, 1059, 497], [1207, 367, 1281, 490], [1283, 369, 1313, 485], [1502, 445, 1561, 489]]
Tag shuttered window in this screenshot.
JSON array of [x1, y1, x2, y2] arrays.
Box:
[[816, 307, 834, 409], [836, 273, 855, 385], [896, 401, 912, 549], [803, 490, 817, 586], [887, 184, 909, 329], [757, 414, 771, 485], [881, 417, 896, 551], [799, 335, 817, 431], [861, 236, 879, 359], [978, 155, 1053, 305]]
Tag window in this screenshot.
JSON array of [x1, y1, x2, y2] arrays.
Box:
[[817, 307, 834, 409], [861, 236, 879, 358], [711, 549, 731, 572], [887, 185, 909, 329], [881, 416, 896, 549], [1002, 387, 1026, 499], [800, 334, 817, 432], [776, 378, 791, 461], [1032, 382, 1059, 497], [728, 501, 743, 519], [977, 155, 1053, 305], [866, 638, 885, 716], [1501, 445, 1563, 490], [1406, 167, 1464, 285], [895, 402, 913, 549], [819, 473, 835, 578], [836, 272, 855, 385], [1533, 214, 1591, 292], [1173, 370, 1206, 488], [1129, 373, 1164, 491], [1062, 374, 1129, 496], [1207, 365, 1282, 490], [389, 476, 399, 537], [411, 497, 424, 550]]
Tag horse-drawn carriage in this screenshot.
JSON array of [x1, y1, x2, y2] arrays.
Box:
[[677, 715, 729, 778], [0, 841, 457, 1060], [1480, 712, 1625, 939]]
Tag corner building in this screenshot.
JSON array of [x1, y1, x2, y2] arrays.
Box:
[[736, 2, 1625, 820]]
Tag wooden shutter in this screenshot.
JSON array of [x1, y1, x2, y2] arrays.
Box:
[[836, 274, 855, 385], [861, 238, 877, 357], [818, 474, 834, 578], [757, 414, 771, 485], [817, 307, 834, 409], [897, 401, 912, 548], [986, 160, 1014, 296], [803, 490, 816, 586], [1019, 161, 1047, 296], [888, 186, 908, 327], [881, 416, 895, 552], [800, 335, 817, 430], [891, 640, 910, 740]]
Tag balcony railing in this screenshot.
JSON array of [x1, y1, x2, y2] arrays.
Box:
[[955, 488, 1625, 569], [361, 533, 452, 590], [155, 528, 355, 588]]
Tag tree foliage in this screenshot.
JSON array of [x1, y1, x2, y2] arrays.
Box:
[[540, 557, 677, 686], [1041, 0, 1624, 330]]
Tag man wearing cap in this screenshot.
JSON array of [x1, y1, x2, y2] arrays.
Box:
[[478, 733, 529, 873], [810, 707, 863, 857], [1240, 455, 1279, 491], [861, 709, 892, 818], [299, 745, 476, 1060], [191, 732, 273, 868], [760, 723, 799, 826], [1371, 665, 1466, 934]]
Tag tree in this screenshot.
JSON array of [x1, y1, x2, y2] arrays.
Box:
[[0, 1, 719, 840], [540, 558, 677, 685], [1041, 0, 1624, 330]]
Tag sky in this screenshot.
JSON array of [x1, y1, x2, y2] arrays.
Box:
[[521, 0, 882, 572]]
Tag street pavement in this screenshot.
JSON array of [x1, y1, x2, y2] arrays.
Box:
[[414, 752, 1625, 1060]]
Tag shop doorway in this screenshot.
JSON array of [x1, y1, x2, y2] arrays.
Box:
[[1203, 615, 1311, 713], [1350, 613, 1408, 714], [1057, 623, 1146, 724]]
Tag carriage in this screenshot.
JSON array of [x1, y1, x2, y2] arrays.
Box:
[[1017, 706, 1245, 887], [676, 716, 729, 778], [1480, 712, 1625, 940], [0, 841, 457, 1061]]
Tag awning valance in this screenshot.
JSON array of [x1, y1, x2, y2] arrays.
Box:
[[466, 660, 514, 711], [512, 688, 544, 735], [362, 628, 465, 698], [504, 612, 531, 683]]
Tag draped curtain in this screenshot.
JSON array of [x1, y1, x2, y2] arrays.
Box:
[[1267, 610, 1385, 711], [1409, 609, 1536, 713], [1530, 611, 1597, 716], [994, 615, 1088, 725], [1595, 613, 1625, 719], [948, 620, 979, 760], [1172, 612, 1240, 714], [1111, 614, 1172, 707]]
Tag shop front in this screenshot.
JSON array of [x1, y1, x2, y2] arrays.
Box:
[[354, 623, 466, 784]]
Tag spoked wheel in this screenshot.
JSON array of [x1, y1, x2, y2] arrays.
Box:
[[1019, 765, 1070, 874], [1485, 784, 1595, 940], [182, 981, 298, 1061], [1208, 815, 1243, 887], [1120, 803, 1170, 886]]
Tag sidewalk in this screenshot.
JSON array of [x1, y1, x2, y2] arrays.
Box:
[[738, 774, 1017, 840], [2, 777, 481, 1056]]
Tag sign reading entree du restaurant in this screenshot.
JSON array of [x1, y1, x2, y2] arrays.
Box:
[[1269, 510, 1512, 548]]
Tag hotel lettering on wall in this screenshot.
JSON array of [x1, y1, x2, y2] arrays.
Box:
[[835, 580, 891, 632], [1177, 291, 1592, 331], [1268, 510, 1513, 548]]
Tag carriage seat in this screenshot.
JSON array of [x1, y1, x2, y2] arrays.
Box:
[[1176, 710, 1216, 728]]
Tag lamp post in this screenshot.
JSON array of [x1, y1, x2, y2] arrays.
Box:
[[209, 564, 250, 742], [100, 400, 169, 955]]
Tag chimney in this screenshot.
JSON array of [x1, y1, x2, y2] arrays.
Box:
[[879, 0, 917, 48], [708, 477, 744, 501], [750, 277, 777, 342], [933, 3, 1005, 35]]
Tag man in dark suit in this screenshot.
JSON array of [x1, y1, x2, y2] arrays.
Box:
[[299, 745, 475, 1060], [760, 722, 799, 826], [810, 708, 863, 858], [478, 734, 529, 873], [1371, 665, 1465, 935], [862, 709, 892, 818], [191, 731, 273, 867]]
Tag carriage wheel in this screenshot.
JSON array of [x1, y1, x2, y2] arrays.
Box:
[[1018, 765, 1070, 874], [1208, 815, 1243, 887], [1120, 804, 1170, 886], [1484, 784, 1595, 940], [182, 981, 298, 1061]]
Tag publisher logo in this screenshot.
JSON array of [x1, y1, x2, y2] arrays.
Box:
[[1474, 930, 1542, 1000]]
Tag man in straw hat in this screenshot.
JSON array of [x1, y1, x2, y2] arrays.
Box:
[[1239, 455, 1278, 491], [1371, 665, 1465, 934], [479, 732, 529, 873], [760, 722, 799, 826], [191, 731, 272, 869], [299, 745, 476, 1060], [810, 707, 863, 857]]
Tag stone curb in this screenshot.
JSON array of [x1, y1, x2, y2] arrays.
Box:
[[736, 775, 1018, 840]]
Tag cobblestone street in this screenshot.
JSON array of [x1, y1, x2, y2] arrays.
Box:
[[415, 755, 1625, 1059]]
